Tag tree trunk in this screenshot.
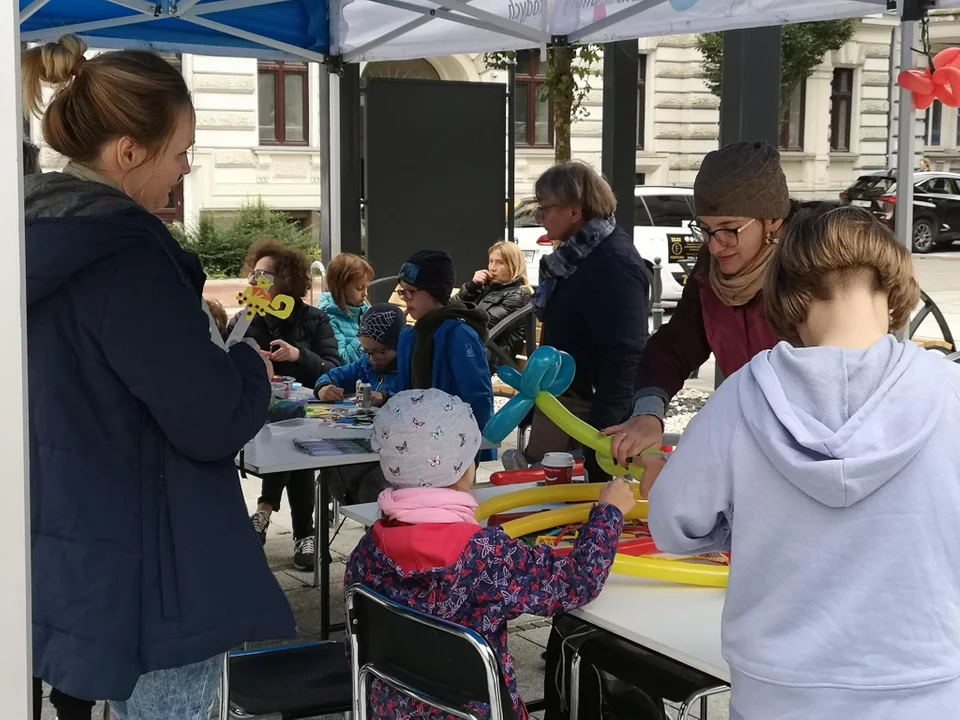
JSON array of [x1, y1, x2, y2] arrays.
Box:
[[550, 46, 575, 163]]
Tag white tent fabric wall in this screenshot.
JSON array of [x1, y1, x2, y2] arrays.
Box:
[[2, 1, 32, 713], [331, 0, 960, 61]]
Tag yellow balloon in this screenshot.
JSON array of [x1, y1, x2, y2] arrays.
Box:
[[476, 484, 729, 588], [534, 393, 661, 478]]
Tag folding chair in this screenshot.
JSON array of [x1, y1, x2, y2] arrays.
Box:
[[218, 642, 353, 719], [346, 583, 513, 720]]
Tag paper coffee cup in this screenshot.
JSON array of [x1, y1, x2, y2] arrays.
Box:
[[542, 452, 576, 485]]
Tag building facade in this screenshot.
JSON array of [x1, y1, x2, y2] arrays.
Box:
[[32, 14, 942, 232]]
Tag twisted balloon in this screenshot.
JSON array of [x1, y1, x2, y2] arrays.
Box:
[[484, 346, 660, 478]]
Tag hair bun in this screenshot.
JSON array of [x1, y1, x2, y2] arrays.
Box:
[[38, 35, 87, 86]]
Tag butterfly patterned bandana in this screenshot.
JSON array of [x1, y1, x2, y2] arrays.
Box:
[[372, 389, 482, 489]]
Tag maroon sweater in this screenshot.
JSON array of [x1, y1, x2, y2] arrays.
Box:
[[634, 247, 779, 407]]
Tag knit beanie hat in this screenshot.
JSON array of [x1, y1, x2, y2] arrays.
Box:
[[398, 250, 456, 304], [373, 389, 482, 489], [359, 303, 405, 350], [694, 140, 791, 220]]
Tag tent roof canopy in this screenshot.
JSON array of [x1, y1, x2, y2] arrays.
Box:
[[331, 0, 959, 62], [20, 0, 328, 61]]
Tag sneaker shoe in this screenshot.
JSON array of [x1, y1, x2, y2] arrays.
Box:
[[501, 449, 529, 471], [251, 510, 271, 546], [294, 535, 316, 572]]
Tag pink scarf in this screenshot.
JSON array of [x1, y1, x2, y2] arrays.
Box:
[[378, 488, 479, 525]]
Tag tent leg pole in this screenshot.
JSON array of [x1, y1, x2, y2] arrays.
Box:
[[328, 68, 343, 259], [0, 5, 33, 717], [320, 64, 334, 263], [895, 18, 917, 341], [716, 26, 780, 390], [601, 40, 639, 235]]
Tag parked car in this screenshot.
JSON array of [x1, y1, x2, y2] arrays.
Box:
[[511, 186, 697, 302], [840, 170, 960, 253]]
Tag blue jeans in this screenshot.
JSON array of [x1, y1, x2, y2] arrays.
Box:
[[109, 655, 222, 720]]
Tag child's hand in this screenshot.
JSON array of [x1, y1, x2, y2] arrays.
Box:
[[317, 385, 345, 402], [597, 477, 636, 517], [638, 454, 667, 499]]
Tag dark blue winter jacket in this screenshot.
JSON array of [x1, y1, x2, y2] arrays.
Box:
[[25, 172, 295, 702], [396, 301, 495, 461]]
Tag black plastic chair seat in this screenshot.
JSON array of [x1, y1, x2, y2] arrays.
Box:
[[228, 642, 353, 719]]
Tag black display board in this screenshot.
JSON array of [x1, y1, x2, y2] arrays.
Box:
[[364, 77, 506, 298]]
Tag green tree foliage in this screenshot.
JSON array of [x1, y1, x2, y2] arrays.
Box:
[[696, 21, 856, 118], [485, 46, 603, 163], [170, 198, 319, 278]]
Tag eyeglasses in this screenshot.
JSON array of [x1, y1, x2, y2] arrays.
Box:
[[688, 218, 756, 248], [363, 347, 391, 360], [250, 269, 276, 283], [396, 287, 418, 302], [534, 203, 559, 224]]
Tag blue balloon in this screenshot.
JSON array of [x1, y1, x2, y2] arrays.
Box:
[[669, 0, 700, 9], [484, 347, 578, 443]]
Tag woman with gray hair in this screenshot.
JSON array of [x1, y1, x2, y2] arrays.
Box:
[[515, 160, 650, 483]]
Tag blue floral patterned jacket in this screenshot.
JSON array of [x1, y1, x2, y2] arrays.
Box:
[[345, 503, 624, 720]]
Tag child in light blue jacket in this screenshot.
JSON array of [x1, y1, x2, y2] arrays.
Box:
[[317, 252, 373, 364], [646, 206, 960, 719]]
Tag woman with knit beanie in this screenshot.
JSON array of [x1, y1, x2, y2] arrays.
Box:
[[603, 140, 794, 468]]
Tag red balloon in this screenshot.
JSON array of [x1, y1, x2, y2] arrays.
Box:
[[899, 69, 934, 94], [915, 92, 936, 111], [935, 47, 960, 71], [935, 66, 960, 107]]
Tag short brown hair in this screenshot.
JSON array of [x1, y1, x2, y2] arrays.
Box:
[[764, 205, 920, 344], [242, 239, 312, 299], [534, 161, 617, 220], [326, 253, 374, 312], [22, 36, 192, 164]]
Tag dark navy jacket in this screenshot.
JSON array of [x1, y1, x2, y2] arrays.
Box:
[[25, 173, 295, 701]]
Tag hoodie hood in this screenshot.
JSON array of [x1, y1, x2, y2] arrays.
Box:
[[739, 335, 943, 508], [24, 172, 203, 308]]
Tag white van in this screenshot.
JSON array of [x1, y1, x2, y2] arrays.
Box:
[[512, 186, 698, 302]]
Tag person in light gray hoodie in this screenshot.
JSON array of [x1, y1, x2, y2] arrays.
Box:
[[643, 204, 960, 719]]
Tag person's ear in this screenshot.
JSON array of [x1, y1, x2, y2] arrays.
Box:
[[115, 136, 147, 173]]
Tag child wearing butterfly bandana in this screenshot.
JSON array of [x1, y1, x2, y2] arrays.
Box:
[[345, 389, 636, 720]]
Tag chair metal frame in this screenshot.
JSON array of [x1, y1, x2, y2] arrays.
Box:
[[346, 584, 507, 720]]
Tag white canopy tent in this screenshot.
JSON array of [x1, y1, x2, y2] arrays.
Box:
[[0, 0, 947, 714], [330, 0, 955, 61]]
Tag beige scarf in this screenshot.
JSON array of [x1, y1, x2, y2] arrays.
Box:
[[708, 238, 777, 307]]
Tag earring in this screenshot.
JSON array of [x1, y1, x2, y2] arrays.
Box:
[[765, 233, 778, 245]]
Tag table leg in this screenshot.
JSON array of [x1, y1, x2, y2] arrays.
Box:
[[319, 471, 331, 640], [313, 472, 322, 590]]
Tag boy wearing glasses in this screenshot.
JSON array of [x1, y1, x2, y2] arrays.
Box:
[[315, 303, 405, 407], [395, 250, 495, 460]]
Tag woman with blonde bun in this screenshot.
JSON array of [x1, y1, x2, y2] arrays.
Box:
[[23, 36, 294, 719]]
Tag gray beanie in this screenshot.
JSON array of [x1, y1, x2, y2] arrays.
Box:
[[694, 140, 791, 220]]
